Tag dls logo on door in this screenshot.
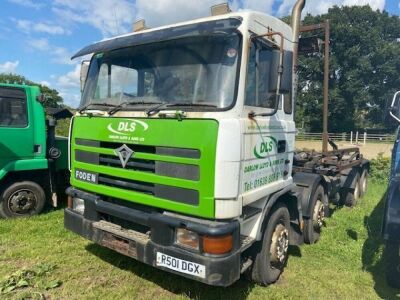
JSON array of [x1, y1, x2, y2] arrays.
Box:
[[107, 119, 149, 136], [253, 136, 278, 159]]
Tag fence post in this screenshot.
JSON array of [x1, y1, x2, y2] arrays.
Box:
[[350, 131, 353, 144], [342, 132, 346, 142], [356, 131, 359, 144], [363, 132, 367, 145]]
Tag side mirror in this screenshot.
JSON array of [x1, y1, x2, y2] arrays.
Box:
[[80, 60, 90, 93], [36, 94, 53, 105], [268, 49, 293, 94], [390, 91, 400, 123], [37, 94, 46, 104], [298, 36, 323, 54]]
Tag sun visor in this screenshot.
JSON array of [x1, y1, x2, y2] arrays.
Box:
[[71, 18, 242, 60]]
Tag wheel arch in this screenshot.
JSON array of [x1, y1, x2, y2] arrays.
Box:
[[293, 172, 328, 219], [0, 169, 50, 194], [255, 185, 301, 241]]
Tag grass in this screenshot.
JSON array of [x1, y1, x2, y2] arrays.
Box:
[[0, 182, 399, 299]]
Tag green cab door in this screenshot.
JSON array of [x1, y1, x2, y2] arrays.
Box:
[[0, 86, 34, 169]]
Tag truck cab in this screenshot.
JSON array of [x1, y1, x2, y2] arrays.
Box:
[[0, 83, 69, 217], [65, 0, 368, 286]]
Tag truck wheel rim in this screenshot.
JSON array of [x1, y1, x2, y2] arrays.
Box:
[[354, 181, 360, 200], [270, 224, 289, 266], [7, 189, 37, 215], [313, 200, 324, 231], [361, 176, 367, 193]]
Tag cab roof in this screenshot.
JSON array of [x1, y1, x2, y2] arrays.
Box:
[[71, 11, 292, 60]]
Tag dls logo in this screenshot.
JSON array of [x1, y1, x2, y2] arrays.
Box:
[[253, 136, 278, 159], [107, 119, 149, 136]]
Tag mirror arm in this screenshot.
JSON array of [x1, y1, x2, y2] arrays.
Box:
[[390, 91, 400, 123]]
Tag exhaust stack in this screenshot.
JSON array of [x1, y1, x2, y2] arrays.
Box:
[[291, 0, 306, 72]]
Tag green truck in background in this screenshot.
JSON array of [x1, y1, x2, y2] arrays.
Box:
[[0, 83, 70, 218]]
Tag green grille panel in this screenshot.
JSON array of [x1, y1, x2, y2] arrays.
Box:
[[70, 116, 218, 218]]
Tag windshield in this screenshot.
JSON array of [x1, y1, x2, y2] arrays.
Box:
[[81, 33, 242, 111]]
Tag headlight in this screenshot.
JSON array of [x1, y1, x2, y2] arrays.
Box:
[[176, 228, 199, 250], [72, 197, 85, 215]]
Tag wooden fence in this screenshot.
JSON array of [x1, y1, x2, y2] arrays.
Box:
[[296, 132, 396, 144]]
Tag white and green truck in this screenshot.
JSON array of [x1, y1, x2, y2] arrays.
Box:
[[65, 0, 369, 286]]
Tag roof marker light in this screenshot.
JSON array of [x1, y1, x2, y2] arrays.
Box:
[[211, 3, 231, 16]]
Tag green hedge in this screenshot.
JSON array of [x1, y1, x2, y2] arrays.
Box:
[[369, 153, 391, 183]]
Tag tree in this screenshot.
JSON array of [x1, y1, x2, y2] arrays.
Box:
[[294, 6, 400, 132], [0, 73, 63, 108]]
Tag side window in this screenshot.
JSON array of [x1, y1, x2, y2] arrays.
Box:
[[94, 63, 109, 100], [245, 42, 276, 109], [0, 89, 28, 127]]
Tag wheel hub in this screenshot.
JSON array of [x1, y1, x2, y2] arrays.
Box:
[[270, 224, 289, 265], [354, 182, 360, 200], [313, 200, 325, 230], [362, 177, 367, 193], [8, 190, 36, 214]]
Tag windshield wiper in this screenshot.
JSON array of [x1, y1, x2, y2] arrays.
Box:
[[146, 102, 218, 116], [168, 103, 218, 108], [108, 101, 164, 115], [78, 103, 117, 114], [146, 102, 169, 116]]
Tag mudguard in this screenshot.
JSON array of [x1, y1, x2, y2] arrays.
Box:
[[293, 172, 326, 218]]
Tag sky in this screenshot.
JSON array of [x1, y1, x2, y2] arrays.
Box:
[[0, 0, 399, 108]]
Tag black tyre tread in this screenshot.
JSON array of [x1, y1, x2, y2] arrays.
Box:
[[344, 173, 360, 207], [304, 185, 325, 244], [0, 181, 46, 218], [251, 202, 290, 286], [385, 241, 400, 288], [359, 169, 369, 198]]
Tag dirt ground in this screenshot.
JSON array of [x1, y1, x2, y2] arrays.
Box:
[[295, 141, 393, 159]]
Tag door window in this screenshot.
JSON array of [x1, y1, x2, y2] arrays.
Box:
[[245, 42, 276, 109], [0, 88, 28, 127]]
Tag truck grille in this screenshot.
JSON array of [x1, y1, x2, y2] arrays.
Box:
[[74, 138, 200, 205]]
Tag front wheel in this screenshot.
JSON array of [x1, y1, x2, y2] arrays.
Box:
[[0, 181, 46, 218], [250, 203, 290, 285], [385, 241, 400, 288]]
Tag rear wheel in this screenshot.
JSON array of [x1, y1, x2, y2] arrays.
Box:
[[359, 169, 369, 198], [0, 181, 46, 218], [344, 173, 360, 207], [251, 203, 290, 285], [385, 241, 400, 288], [304, 185, 326, 244]]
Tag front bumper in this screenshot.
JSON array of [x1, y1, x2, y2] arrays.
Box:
[[64, 187, 241, 286]]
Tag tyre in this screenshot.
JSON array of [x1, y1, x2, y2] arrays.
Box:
[[304, 185, 326, 244], [344, 173, 360, 207], [251, 203, 290, 285], [385, 241, 400, 288], [359, 169, 368, 198], [0, 181, 46, 218]]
